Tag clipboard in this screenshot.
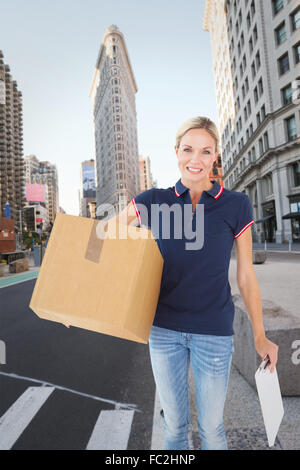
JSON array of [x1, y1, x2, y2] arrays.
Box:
[[254, 356, 284, 447]]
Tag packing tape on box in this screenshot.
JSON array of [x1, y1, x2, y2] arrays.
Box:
[[84, 220, 109, 263]]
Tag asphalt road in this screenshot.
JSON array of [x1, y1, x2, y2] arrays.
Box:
[[0, 278, 156, 450]]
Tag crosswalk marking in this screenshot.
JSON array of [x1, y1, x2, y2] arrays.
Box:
[[86, 409, 135, 450], [0, 371, 139, 411], [0, 386, 55, 450]]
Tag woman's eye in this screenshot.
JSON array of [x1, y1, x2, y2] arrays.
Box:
[[183, 148, 190, 152], [203, 151, 211, 154]]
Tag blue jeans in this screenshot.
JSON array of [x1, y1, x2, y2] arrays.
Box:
[[148, 325, 234, 450]]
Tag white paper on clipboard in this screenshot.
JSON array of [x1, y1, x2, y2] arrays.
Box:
[[255, 363, 284, 447]]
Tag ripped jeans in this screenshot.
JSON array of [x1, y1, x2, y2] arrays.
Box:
[[148, 325, 234, 450]]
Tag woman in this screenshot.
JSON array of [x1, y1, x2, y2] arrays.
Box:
[[130, 116, 278, 450], [64, 116, 278, 450]]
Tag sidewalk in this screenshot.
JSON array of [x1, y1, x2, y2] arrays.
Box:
[[187, 250, 300, 450]]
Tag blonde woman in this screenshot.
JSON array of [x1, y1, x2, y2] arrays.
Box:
[[66, 116, 279, 450]]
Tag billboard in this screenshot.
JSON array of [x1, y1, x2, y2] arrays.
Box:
[[82, 165, 95, 198], [26, 184, 45, 203]]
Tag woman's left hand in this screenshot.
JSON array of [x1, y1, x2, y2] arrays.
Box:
[[255, 335, 279, 373]]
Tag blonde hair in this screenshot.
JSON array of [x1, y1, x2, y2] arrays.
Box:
[[175, 116, 219, 151]]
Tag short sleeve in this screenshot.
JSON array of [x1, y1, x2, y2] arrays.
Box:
[[234, 194, 255, 239], [131, 188, 154, 229]]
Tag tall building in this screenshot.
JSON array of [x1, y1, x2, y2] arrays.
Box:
[[204, 0, 300, 243], [79, 159, 96, 217], [24, 155, 59, 224], [0, 50, 25, 231], [139, 155, 156, 192], [89, 25, 140, 218]]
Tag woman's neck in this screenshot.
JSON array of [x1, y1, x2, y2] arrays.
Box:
[[181, 177, 213, 199]]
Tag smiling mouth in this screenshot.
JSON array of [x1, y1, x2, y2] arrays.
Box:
[[186, 166, 203, 174]]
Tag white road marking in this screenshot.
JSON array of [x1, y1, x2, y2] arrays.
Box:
[[0, 386, 55, 450], [150, 389, 164, 450], [86, 409, 135, 450], [0, 371, 139, 411]]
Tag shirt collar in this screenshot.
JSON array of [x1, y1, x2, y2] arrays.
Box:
[[174, 178, 223, 199]]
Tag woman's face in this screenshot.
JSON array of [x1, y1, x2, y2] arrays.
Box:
[[175, 128, 218, 184]]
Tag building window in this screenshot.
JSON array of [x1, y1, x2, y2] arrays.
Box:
[[247, 12, 251, 29], [257, 112, 261, 126], [259, 137, 264, 155], [256, 50, 261, 69], [272, 0, 283, 16], [290, 7, 300, 32], [261, 104, 266, 120], [238, 10, 242, 25], [292, 161, 300, 187], [285, 115, 297, 141], [251, 61, 256, 78], [281, 83, 293, 105], [258, 77, 263, 95], [247, 99, 251, 116], [254, 86, 258, 103], [249, 37, 254, 54], [275, 22, 287, 45], [253, 24, 258, 43], [278, 53, 290, 75], [245, 77, 249, 92], [264, 131, 269, 150], [241, 32, 245, 47], [293, 41, 300, 64]]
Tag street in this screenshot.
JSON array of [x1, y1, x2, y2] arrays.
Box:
[[0, 277, 156, 450]]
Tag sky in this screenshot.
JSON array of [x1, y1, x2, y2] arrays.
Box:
[[1, 0, 218, 215]]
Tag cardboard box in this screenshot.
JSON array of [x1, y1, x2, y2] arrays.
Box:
[[29, 213, 164, 344]]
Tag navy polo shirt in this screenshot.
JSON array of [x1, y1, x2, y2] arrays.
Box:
[[132, 178, 254, 336]]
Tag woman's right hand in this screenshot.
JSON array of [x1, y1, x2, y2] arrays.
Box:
[[63, 323, 70, 328]]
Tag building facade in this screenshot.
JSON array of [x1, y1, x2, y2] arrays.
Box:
[[204, 0, 300, 243], [89, 25, 141, 219], [0, 50, 25, 231], [139, 155, 156, 192], [24, 154, 59, 224], [79, 159, 96, 217]]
